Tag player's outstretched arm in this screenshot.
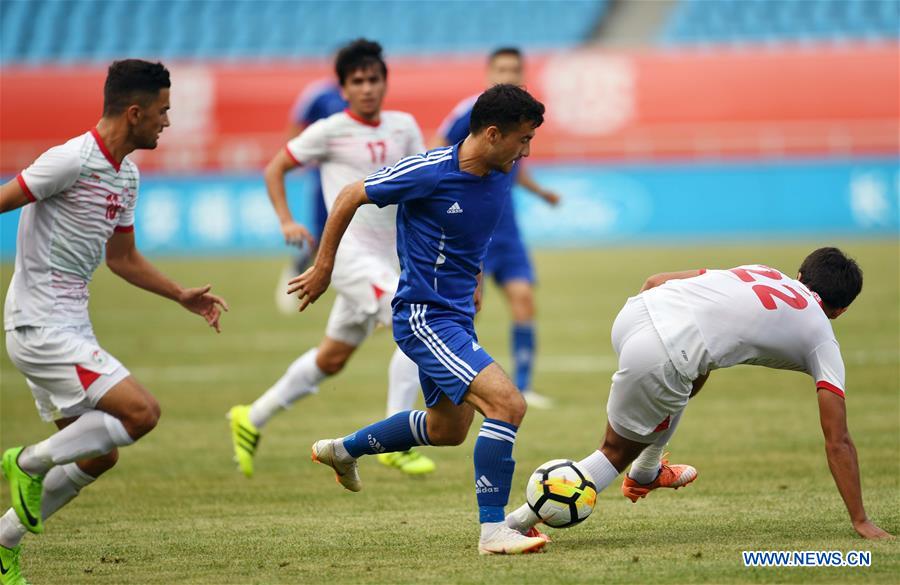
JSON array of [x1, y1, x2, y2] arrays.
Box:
[[287, 180, 370, 311], [817, 389, 892, 539], [640, 270, 705, 292], [264, 148, 315, 249], [106, 230, 229, 333], [0, 178, 33, 213], [515, 166, 560, 206]]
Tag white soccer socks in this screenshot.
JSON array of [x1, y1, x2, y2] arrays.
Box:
[[628, 412, 684, 484], [577, 450, 621, 491], [249, 348, 326, 429], [386, 347, 420, 416], [17, 411, 133, 476], [505, 502, 542, 533]]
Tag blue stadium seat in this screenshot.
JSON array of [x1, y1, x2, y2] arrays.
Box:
[[0, 0, 609, 64], [663, 0, 900, 46]]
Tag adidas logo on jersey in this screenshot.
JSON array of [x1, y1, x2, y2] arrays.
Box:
[[472, 341, 481, 351], [475, 475, 499, 494], [446, 202, 463, 214]]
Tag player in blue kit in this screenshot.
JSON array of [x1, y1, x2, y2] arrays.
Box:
[[274, 79, 347, 314], [434, 47, 560, 409], [290, 85, 549, 555]]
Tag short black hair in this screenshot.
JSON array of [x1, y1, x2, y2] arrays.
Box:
[[469, 84, 544, 135], [798, 247, 863, 309], [489, 47, 523, 63], [103, 59, 170, 116], [335, 39, 387, 85]]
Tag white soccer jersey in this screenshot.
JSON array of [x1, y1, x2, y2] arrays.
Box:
[[285, 110, 425, 260], [4, 129, 139, 330], [641, 265, 846, 397]]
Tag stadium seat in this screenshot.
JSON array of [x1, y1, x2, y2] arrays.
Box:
[[662, 0, 900, 46], [0, 0, 609, 64]]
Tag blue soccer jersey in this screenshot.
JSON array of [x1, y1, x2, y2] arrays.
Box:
[[364, 144, 514, 321], [438, 95, 532, 285], [290, 80, 347, 127]]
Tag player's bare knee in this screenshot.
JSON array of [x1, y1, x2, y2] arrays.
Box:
[[316, 353, 346, 375], [486, 388, 526, 426], [150, 395, 162, 419], [122, 397, 160, 439], [95, 448, 120, 473], [513, 297, 534, 322], [507, 393, 527, 425], [76, 448, 119, 478]]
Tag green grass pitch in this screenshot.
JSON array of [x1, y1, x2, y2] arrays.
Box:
[[1, 241, 897, 583]]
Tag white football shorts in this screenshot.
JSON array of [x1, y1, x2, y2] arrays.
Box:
[[606, 296, 693, 443], [5, 325, 129, 422], [324, 249, 399, 346]]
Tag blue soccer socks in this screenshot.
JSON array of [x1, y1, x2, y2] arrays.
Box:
[[341, 411, 430, 459], [474, 418, 518, 523], [512, 322, 535, 391]]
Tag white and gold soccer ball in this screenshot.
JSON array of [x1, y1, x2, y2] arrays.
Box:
[[525, 459, 597, 528]]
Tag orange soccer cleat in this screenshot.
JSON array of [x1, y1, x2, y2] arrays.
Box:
[[621, 455, 697, 503], [525, 526, 552, 543]]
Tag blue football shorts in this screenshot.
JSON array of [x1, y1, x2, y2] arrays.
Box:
[[393, 302, 495, 407]]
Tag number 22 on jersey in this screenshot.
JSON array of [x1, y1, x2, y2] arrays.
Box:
[[730, 267, 809, 311]]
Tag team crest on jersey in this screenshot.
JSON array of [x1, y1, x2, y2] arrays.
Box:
[[105, 192, 126, 220]]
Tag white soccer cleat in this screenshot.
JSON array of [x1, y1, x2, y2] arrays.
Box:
[[478, 524, 547, 555], [311, 439, 362, 492], [522, 390, 555, 410]]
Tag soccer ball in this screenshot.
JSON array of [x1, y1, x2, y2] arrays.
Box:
[[526, 459, 597, 528]]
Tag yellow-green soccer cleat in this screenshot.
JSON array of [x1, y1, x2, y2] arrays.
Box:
[[0, 544, 28, 585], [1, 448, 43, 535], [227, 406, 261, 478], [376, 449, 436, 475]]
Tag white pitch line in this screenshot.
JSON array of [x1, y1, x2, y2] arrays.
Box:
[[127, 349, 897, 384]]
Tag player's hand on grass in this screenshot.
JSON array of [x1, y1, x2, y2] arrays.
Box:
[[287, 266, 331, 312], [853, 519, 893, 539], [281, 220, 315, 249], [179, 284, 229, 333]]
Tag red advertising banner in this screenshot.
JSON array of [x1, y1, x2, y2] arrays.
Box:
[[1, 42, 896, 173]]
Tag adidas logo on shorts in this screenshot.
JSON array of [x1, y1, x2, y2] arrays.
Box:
[[447, 202, 463, 214]]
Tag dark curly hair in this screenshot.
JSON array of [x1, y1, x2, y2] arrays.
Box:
[[103, 59, 170, 116], [469, 84, 544, 135], [798, 247, 863, 309], [335, 39, 387, 85]]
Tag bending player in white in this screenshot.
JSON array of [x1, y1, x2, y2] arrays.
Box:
[[0, 60, 229, 583], [506, 247, 892, 540], [228, 39, 436, 477]]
